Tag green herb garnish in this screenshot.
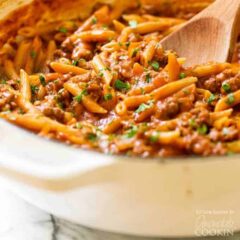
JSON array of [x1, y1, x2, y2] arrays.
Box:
[[135, 103, 151, 114], [207, 94, 216, 104], [30, 85, 39, 94], [74, 89, 88, 103], [132, 48, 139, 57], [150, 131, 159, 143], [87, 133, 97, 142], [226, 93, 235, 105], [72, 60, 79, 66], [222, 83, 231, 93], [179, 72, 186, 79], [146, 73, 151, 83], [150, 61, 160, 71], [91, 16, 98, 24], [125, 126, 138, 138], [114, 79, 130, 91], [125, 42, 130, 48], [59, 27, 68, 33], [189, 119, 197, 128], [39, 75, 46, 86], [197, 124, 208, 135], [104, 93, 113, 101]]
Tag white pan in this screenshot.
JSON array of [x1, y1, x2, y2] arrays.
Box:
[[1, 119, 240, 237], [0, 0, 239, 237]]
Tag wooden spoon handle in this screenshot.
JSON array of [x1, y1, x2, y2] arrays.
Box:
[[196, 0, 240, 24]]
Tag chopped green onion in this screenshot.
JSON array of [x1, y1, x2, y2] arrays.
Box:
[[131, 48, 139, 57], [179, 72, 186, 79], [59, 27, 68, 33], [39, 75, 46, 86], [135, 103, 151, 114], [146, 73, 151, 83], [150, 61, 160, 71], [104, 93, 113, 101], [91, 16, 98, 24], [222, 83, 231, 93], [129, 20, 138, 28], [30, 85, 39, 94], [72, 59, 79, 66], [197, 124, 208, 135], [226, 93, 235, 105], [207, 94, 216, 104], [125, 42, 130, 48], [150, 131, 159, 143], [114, 79, 130, 91], [125, 126, 138, 138], [87, 133, 97, 142], [74, 89, 88, 103], [189, 119, 197, 128]]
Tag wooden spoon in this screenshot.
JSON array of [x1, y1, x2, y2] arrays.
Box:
[[160, 0, 240, 66]]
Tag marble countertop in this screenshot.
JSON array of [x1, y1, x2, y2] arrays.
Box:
[[0, 185, 240, 240]]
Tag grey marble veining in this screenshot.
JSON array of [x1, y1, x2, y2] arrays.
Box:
[[0, 186, 240, 240]]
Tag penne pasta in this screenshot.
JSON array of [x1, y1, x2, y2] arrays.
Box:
[[215, 89, 240, 112], [50, 62, 88, 75]]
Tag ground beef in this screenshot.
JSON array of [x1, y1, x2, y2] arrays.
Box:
[[155, 97, 180, 120]]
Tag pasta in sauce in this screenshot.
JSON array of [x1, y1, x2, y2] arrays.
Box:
[[1, 2, 240, 157]]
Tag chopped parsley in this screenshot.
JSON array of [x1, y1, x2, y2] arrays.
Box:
[[131, 48, 139, 57], [222, 83, 231, 93], [30, 85, 39, 94], [189, 118, 197, 128], [87, 133, 97, 142], [124, 126, 138, 138], [114, 79, 130, 91], [146, 73, 151, 83], [74, 89, 88, 102], [135, 102, 151, 114], [226, 93, 235, 105], [150, 131, 159, 143], [129, 20, 138, 28], [91, 16, 98, 24], [72, 59, 79, 66], [104, 93, 113, 101], [197, 124, 208, 135], [39, 75, 46, 86], [179, 72, 186, 79], [98, 72, 104, 77], [59, 27, 68, 33], [125, 42, 130, 48], [207, 94, 216, 104], [150, 61, 160, 71], [30, 50, 37, 59]]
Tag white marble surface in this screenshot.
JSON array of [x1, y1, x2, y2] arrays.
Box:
[[0, 185, 240, 240]]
